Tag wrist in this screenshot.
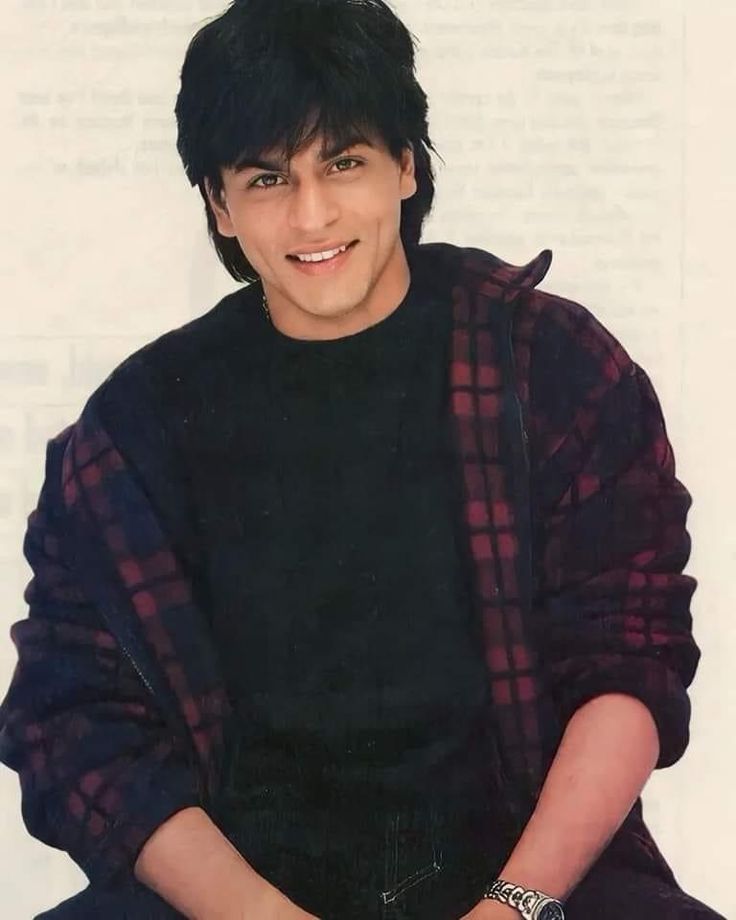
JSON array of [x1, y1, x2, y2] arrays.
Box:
[[482, 877, 566, 920], [246, 885, 318, 920], [476, 901, 519, 919], [204, 869, 292, 920]]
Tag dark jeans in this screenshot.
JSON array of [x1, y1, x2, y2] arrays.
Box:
[[35, 795, 512, 920], [212, 793, 512, 920], [36, 792, 729, 919], [562, 863, 727, 919]]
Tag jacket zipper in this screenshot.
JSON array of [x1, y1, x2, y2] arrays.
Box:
[[53, 433, 209, 809], [108, 622, 209, 808], [501, 301, 539, 825]]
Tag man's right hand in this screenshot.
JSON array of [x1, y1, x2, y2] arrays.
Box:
[[135, 806, 323, 920], [244, 887, 321, 920]]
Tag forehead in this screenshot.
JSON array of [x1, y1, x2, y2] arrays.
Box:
[[264, 129, 379, 160]]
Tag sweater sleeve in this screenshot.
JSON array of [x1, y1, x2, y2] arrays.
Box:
[[0, 411, 204, 887], [528, 301, 701, 769]]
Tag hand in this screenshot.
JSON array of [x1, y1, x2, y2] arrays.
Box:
[[457, 898, 519, 920], [264, 901, 320, 920], [273, 906, 320, 920], [256, 896, 321, 920], [224, 886, 321, 920]]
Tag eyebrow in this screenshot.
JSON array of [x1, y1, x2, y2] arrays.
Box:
[[234, 133, 372, 174]]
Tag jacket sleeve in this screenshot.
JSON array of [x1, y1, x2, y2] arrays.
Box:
[[0, 415, 203, 887], [528, 298, 701, 769]]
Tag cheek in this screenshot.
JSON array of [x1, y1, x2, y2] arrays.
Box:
[[231, 218, 277, 260], [354, 198, 400, 239], [348, 177, 396, 212]]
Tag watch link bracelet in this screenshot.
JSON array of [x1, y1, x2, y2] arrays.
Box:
[[483, 878, 565, 920]]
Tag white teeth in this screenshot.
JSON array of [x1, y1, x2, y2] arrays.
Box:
[[295, 244, 348, 263]]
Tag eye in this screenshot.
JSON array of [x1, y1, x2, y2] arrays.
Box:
[[332, 156, 362, 172], [248, 173, 284, 190], [247, 157, 362, 190]]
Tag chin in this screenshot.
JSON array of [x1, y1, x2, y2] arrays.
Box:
[[302, 293, 362, 317]]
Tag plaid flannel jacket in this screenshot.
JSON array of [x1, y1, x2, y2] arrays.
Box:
[[0, 242, 700, 900]]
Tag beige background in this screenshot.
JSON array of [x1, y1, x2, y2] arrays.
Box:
[[1, 1, 734, 917]]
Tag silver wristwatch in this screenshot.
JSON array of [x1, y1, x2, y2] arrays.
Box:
[[483, 877, 565, 920]]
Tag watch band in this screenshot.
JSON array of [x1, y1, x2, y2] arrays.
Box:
[[483, 877, 566, 919]]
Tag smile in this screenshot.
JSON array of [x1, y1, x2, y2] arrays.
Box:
[[287, 240, 358, 275]]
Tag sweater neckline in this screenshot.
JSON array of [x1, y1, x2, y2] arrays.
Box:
[[264, 281, 418, 355]]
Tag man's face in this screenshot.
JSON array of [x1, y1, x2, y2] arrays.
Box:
[[205, 130, 417, 340]]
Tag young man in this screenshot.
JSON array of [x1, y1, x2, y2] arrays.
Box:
[[0, 1, 725, 918]]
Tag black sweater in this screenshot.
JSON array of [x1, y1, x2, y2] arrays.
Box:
[[207, 254, 501, 817]]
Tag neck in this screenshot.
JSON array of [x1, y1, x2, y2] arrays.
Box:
[[261, 243, 412, 342]]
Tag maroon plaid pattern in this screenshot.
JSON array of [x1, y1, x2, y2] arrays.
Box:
[[444, 245, 698, 798], [0, 417, 210, 886], [0, 243, 701, 900]]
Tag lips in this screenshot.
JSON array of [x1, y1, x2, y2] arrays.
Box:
[[287, 240, 358, 261], [286, 240, 359, 275]]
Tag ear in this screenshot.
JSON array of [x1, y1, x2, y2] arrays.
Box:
[[205, 177, 237, 238], [399, 143, 417, 201]]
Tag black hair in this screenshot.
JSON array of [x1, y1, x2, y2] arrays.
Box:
[[174, 0, 442, 282]]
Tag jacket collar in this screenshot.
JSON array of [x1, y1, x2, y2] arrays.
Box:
[[414, 241, 553, 303]]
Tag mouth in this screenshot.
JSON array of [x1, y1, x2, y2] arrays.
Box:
[[286, 240, 359, 275]]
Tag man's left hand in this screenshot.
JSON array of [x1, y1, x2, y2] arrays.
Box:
[[457, 899, 519, 919]]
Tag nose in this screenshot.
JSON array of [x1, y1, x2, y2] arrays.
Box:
[[286, 177, 340, 235]]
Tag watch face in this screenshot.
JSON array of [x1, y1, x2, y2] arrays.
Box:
[[538, 904, 565, 920]]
